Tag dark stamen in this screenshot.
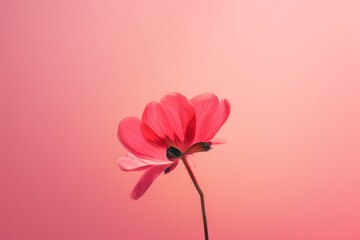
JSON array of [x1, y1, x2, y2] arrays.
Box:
[[166, 146, 182, 160], [186, 142, 212, 154], [164, 165, 172, 174]]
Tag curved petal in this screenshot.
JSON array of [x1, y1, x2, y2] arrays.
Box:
[[118, 153, 171, 172], [131, 165, 169, 200], [118, 117, 167, 161], [142, 93, 196, 151], [191, 93, 231, 142], [141, 101, 173, 145]]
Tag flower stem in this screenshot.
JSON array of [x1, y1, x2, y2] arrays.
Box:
[[181, 157, 209, 240]]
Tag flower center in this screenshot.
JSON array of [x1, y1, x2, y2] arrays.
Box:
[[166, 142, 212, 161], [164, 142, 212, 174]]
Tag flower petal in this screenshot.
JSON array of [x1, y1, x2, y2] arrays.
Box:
[[141, 101, 173, 145], [118, 153, 171, 172], [131, 165, 169, 200], [142, 92, 196, 151], [191, 93, 231, 142], [118, 154, 151, 171], [118, 117, 167, 161]]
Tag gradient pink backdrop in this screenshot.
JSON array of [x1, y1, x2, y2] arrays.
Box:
[[1, 0, 360, 239]]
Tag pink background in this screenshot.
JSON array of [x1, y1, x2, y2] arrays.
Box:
[[1, 0, 360, 239]]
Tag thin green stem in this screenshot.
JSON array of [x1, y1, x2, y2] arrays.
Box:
[[181, 156, 209, 240]]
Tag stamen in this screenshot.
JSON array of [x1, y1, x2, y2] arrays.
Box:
[[164, 165, 172, 174], [186, 142, 212, 154], [166, 146, 182, 160]]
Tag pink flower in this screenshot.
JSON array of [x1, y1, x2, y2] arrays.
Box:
[[118, 92, 231, 200]]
